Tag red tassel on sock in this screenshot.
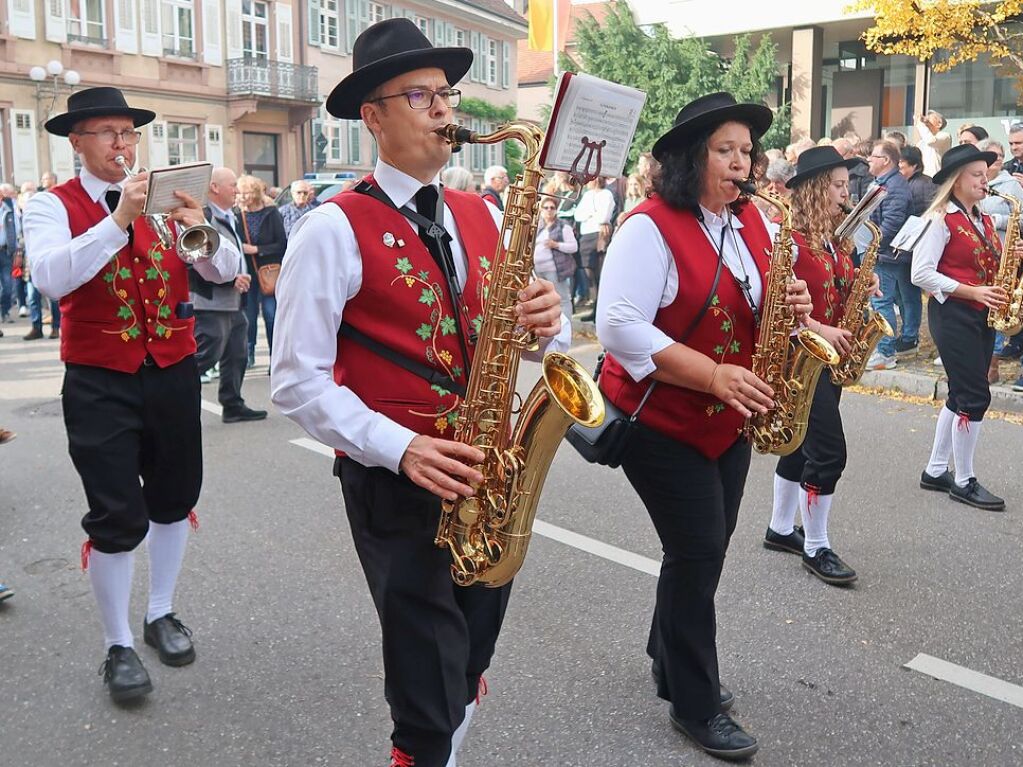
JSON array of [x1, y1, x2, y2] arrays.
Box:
[[80, 539, 93, 571], [390, 747, 415, 767], [476, 675, 488, 706], [957, 412, 971, 432], [805, 484, 821, 517], [187, 510, 199, 532]]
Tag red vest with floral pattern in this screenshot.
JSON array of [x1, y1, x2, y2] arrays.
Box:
[[792, 231, 855, 326], [331, 181, 498, 447], [939, 210, 1001, 312], [49, 178, 195, 373], [599, 196, 772, 460]]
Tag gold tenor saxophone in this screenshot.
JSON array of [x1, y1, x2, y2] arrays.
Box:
[[830, 220, 894, 385], [739, 182, 839, 456], [986, 188, 1023, 336], [433, 123, 605, 588]]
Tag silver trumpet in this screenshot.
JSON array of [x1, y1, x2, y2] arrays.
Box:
[[114, 155, 220, 264]]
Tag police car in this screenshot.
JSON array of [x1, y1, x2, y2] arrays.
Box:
[[275, 172, 358, 207]]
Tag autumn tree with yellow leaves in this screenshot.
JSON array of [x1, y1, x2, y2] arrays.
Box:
[[853, 0, 1023, 92]]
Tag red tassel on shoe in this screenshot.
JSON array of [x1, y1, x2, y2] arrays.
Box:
[[187, 510, 199, 532], [475, 675, 488, 706], [390, 747, 415, 767], [80, 539, 93, 571], [957, 412, 971, 432]]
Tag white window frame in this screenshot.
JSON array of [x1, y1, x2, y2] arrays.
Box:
[[415, 16, 428, 37], [241, 0, 269, 59], [319, 0, 340, 49], [455, 28, 465, 48], [167, 121, 201, 165], [324, 120, 343, 164], [162, 0, 196, 57], [67, 0, 107, 43], [486, 38, 497, 87], [368, 2, 385, 25]]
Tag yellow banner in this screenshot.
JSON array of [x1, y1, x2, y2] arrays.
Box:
[[528, 0, 554, 52]]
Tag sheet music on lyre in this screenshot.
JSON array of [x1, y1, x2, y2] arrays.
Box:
[[144, 161, 213, 216], [540, 72, 646, 181]]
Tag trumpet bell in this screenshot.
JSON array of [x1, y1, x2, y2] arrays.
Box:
[[176, 224, 220, 264]]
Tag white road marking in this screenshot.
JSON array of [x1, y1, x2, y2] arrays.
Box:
[[201, 400, 223, 415], [904, 653, 1023, 709], [287, 437, 661, 577]]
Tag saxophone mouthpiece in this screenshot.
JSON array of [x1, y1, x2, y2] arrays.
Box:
[[733, 179, 757, 195], [435, 124, 475, 146]]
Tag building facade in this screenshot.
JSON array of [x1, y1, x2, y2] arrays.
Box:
[[627, 0, 1021, 143], [0, 0, 525, 188]]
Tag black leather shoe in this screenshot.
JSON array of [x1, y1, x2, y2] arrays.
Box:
[[949, 478, 1005, 511], [920, 470, 955, 492], [222, 405, 268, 423], [651, 660, 734, 712], [143, 613, 196, 666], [99, 645, 153, 703], [763, 525, 805, 555], [802, 548, 857, 585], [669, 710, 758, 761]]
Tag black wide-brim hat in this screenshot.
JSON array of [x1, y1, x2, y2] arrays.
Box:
[[932, 143, 998, 185], [44, 86, 155, 137], [652, 92, 773, 162], [326, 18, 472, 120], [786, 145, 866, 188]]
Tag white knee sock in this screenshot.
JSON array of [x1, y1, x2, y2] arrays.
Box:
[[146, 519, 190, 623], [925, 406, 957, 478], [445, 701, 477, 767], [769, 474, 801, 535], [801, 489, 833, 557], [952, 418, 982, 487], [88, 549, 136, 650]]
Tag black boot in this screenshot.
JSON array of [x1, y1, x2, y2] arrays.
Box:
[[99, 645, 153, 703], [949, 478, 1005, 511], [143, 613, 196, 666], [669, 709, 758, 761]]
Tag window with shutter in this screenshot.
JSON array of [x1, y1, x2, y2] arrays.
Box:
[[319, 0, 340, 50], [9, 0, 36, 39], [67, 0, 107, 44], [276, 3, 293, 62], [308, 0, 321, 46], [348, 121, 362, 164], [202, 0, 222, 64], [470, 30, 480, 82]]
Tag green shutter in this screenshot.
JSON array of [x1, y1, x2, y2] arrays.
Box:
[[502, 41, 510, 89], [470, 30, 480, 81], [309, 0, 321, 46]]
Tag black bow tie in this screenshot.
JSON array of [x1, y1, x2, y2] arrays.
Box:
[[105, 188, 121, 213]]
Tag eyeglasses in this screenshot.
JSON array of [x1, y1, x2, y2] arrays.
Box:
[[72, 129, 143, 145], [294, 190, 313, 196], [369, 87, 461, 110], [541, 205, 557, 210]]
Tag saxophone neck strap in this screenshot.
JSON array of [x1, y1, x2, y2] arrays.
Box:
[[338, 322, 468, 399]]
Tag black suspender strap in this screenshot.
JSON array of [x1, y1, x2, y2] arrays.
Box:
[[338, 322, 467, 398]]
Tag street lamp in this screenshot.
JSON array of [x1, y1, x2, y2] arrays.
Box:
[[30, 59, 81, 127]]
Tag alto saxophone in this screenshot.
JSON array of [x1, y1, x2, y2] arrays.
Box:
[[986, 188, 1023, 336], [432, 123, 605, 588], [740, 183, 839, 456], [830, 220, 894, 385]]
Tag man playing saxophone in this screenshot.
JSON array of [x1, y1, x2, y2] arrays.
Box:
[[763, 146, 881, 587], [270, 19, 569, 767]]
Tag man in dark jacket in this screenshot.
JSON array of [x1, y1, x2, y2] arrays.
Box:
[[899, 146, 937, 216], [866, 139, 915, 369], [480, 165, 508, 210]]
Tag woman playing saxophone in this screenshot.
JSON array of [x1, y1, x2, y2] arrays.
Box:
[[762, 146, 881, 586]]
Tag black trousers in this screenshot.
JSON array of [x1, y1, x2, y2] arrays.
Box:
[[193, 309, 249, 410], [337, 458, 512, 767], [929, 299, 993, 421], [62, 356, 202, 553], [621, 424, 752, 720], [578, 232, 603, 296], [775, 376, 846, 494]]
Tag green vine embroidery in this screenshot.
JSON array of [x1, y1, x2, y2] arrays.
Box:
[[101, 242, 186, 341], [705, 295, 739, 417]]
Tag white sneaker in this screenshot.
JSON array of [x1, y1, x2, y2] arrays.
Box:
[[18, 306, 27, 317], [866, 352, 897, 370]]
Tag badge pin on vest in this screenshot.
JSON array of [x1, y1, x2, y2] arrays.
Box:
[[382, 232, 406, 248]]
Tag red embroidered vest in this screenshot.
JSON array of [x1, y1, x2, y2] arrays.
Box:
[[599, 197, 772, 460], [792, 231, 855, 326], [331, 180, 499, 450], [49, 178, 195, 373], [939, 210, 1001, 312]]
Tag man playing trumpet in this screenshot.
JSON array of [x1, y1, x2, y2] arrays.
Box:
[[23, 87, 240, 702]]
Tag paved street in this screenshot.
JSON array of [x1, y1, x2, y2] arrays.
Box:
[[1, 318, 1022, 767]]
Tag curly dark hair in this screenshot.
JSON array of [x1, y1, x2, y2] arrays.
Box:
[[652, 123, 764, 213]]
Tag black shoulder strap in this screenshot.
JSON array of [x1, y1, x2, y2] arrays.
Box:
[[338, 323, 467, 398], [598, 254, 726, 419]]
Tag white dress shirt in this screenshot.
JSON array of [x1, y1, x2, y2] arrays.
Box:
[[23, 166, 239, 300], [597, 205, 766, 382], [911, 202, 991, 303], [574, 188, 616, 235], [533, 220, 578, 274], [915, 120, 951, 178], [271, 159, 572, 474]]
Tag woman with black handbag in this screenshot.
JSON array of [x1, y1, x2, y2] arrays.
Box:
[[237, 174, 286, 367], [594, 93, 813, 762]]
